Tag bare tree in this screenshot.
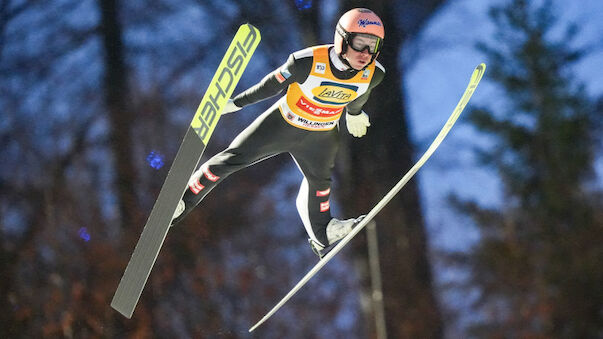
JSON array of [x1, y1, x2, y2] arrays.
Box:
[[96, 0, 140, 229]]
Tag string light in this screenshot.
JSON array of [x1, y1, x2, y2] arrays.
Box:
[[295, 0, 312, 10], [146, 151, 165, 170], [78, 227, 91, 242]]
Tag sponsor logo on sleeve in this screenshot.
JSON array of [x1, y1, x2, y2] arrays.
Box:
[[320, 200, 330, 212]]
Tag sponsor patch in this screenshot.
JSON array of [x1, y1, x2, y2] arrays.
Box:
[[189, 179, 205, 195], [280, 103, 339, 131], [320, 200, 330, 212], [314, 62, 326, 74], [296, 97, 343, 117], [358, 19, 382, 28], [362, 69, 371, 80], [311, 81, 358, 105], [316, 188, 331, 197], [203, 166, 220, 182]]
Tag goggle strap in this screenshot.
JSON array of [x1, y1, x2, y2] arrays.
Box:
[[336, 22, 347, 39]]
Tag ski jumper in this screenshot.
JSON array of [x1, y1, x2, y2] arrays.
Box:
[[173, 45, 385, 247]]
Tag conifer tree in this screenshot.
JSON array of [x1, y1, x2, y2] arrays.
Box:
[[452, 0, 603, 336]]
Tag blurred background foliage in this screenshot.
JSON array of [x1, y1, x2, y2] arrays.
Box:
[[0, 0, 601, 338]]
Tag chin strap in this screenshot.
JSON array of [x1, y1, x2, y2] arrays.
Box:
[[337, 53, 356, 73]]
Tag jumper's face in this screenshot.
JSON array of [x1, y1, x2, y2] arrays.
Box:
[[343, 34, 380, 70], [343, 47, 372, 70]]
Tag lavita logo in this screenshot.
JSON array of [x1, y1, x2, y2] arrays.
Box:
[[317, 88, 351, 101], [311, 81, 358, 105]]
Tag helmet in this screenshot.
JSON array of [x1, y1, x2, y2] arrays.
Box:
[[334, 8, 385, 57]]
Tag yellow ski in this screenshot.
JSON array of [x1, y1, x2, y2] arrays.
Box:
[[111, 24, 260, 319]]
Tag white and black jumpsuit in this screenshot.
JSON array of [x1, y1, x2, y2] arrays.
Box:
[[173, 44, 385, 247]]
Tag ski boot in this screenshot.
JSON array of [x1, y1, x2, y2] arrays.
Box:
[[170, 200, 185, 227], [309, 216, 365, 258]]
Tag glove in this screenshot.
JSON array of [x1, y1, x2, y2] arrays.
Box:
[[222, 99, 242, 114], [345, 111, 371, 137]]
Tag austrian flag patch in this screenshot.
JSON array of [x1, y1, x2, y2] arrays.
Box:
[[275, 68, 291, 83]]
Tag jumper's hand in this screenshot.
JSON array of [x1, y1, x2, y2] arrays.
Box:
[[222, 99, 242, 114], [346, 111, 371, 137]]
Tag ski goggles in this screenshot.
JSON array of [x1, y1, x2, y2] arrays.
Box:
[[337, 24, 383, 55]]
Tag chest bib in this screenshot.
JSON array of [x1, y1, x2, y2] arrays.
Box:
[[279, 45, 375, 131]]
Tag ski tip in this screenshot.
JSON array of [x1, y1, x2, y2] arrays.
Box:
[[471, 63, 487, 84], [242, 22, 260, 34]]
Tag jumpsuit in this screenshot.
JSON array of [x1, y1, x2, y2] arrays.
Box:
[[173, 45, 385, 247]]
